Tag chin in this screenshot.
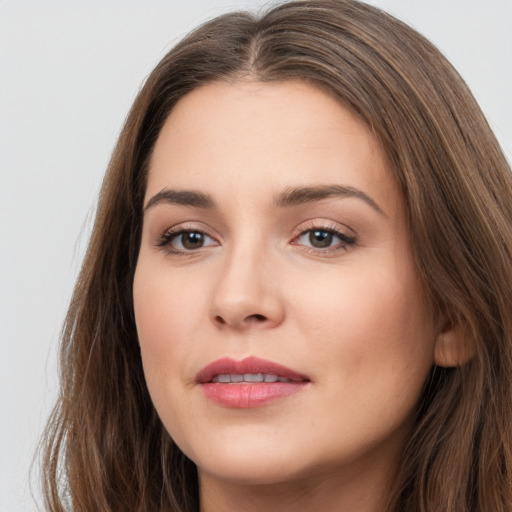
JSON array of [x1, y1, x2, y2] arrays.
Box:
[[180, 429, 317, 486], [196, 454, 311, 487]]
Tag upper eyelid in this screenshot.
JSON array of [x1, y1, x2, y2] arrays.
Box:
[[293, 219, 355, 237], [160, 222, 218, 238], [161, 225, 216, 240]]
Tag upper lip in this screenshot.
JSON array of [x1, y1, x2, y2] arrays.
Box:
[[196, 356, 310, 383]]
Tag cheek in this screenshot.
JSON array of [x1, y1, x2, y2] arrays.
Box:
[[132, 261, 204, 394], [132, 261, 211, 459], [293, 261, 436, 404]]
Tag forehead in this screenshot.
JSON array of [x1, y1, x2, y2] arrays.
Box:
[[146, 80, 400, 214]]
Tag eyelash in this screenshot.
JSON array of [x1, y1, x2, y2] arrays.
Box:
[[157, 222, 356, 255], [291, 222, 356, 254], [157, 224, 215, 256]]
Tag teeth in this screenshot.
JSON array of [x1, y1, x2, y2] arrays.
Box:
[[244, 373, 263, 382], [211, 373, 291, 383]]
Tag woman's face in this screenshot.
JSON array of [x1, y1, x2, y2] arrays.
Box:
[[133, 80, 440, 489]]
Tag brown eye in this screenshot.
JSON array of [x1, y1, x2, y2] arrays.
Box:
[[158, 229, 218, 252], [180, 232, 205, 250], [293, 226, 356, 252], [309, 230, 333, 248]]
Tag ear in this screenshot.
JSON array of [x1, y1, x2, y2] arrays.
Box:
[[433, 322, 474, 368]]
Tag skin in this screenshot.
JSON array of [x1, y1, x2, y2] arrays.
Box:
[[133, 80, 450, 512]]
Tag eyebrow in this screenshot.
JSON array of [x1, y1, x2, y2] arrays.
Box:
[[274, 185, 386, 216], [144, 184, 385, 216], [144, 189, 215, 211]]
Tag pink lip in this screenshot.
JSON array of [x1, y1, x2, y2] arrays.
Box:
[[196, 356, 310, 408]]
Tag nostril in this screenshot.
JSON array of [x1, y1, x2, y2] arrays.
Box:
[[214, 313, 267, 326], [247, 314, 267, 323]]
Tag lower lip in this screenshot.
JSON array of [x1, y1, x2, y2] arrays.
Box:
[[200, 382, 308, 408]]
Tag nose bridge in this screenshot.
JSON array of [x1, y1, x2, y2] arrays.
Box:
[[211, 233, 284, 329]]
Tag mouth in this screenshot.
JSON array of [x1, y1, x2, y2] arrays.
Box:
[[196, 356, 310, 408], [196, 356, 309, 384]]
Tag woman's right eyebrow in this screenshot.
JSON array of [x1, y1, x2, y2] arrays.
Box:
[[144, 188, 215, 211]]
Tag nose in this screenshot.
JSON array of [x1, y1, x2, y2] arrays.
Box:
[[210, 246, 285, 330]]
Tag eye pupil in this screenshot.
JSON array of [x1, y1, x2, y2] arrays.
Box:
[[182, 232, 204, 249], [309, 230, 332, 248]]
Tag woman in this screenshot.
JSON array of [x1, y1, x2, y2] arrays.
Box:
[[41, 1, 512, 510]]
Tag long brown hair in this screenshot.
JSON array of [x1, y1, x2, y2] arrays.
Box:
[[41, 1, 512, 510]]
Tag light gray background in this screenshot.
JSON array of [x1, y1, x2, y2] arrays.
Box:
[[1, 1, 511, 510]]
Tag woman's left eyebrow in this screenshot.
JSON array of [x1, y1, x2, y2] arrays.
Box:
[[274, 185, 386, 217]]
